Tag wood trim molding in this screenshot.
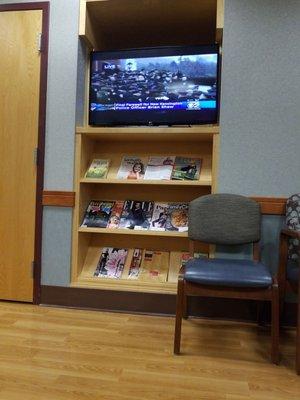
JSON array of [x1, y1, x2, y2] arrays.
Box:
[[40, 285, 297, 326], [0, 2, 49, 12], [42, 191, 75, 207], [252, 197, 286, 215], [42, 191, 286, 214]]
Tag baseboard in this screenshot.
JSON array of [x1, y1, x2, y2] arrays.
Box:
[[40, 285, 297, 326], [40, 285, 175, 315]]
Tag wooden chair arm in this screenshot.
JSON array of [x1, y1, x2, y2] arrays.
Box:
[[178, 265, 185, 280], [281, 228, 300, 240]]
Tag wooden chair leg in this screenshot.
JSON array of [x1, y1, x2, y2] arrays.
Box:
[[271, 283, 280, 365], [174, 278, 184, 355], [278, 282, 286, 325], [296, 293, 300, 375], [183, 294, 188, 319]]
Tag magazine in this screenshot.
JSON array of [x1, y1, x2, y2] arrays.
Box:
[[94, 247, 128, 278], [117, 156, 148, 180], [144, 156, 175, 180], [149, 202, 169, 231], [168, 251, 208, 282], [85, 159, 110, 179], [127, 248, 143, 279], [165, 203, 189, 232], [119, 200, 154, 230], [139, 250, 169, 282], [171, 157, 202, 180], [168, 251, 190, 283], [107, 200, 125, 229], [81, 200, 115, 228]]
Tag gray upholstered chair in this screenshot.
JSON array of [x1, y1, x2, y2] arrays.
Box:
[[278, 193, 300, 374], [174, 193, 279, 364]]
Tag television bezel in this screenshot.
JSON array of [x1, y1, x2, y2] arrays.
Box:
[[88, 44, 220, 127]]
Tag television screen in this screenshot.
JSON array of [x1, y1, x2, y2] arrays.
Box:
[[89, 45, 219, 126]]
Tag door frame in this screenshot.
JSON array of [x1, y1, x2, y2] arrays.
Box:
[[0, 2, 49, 304]]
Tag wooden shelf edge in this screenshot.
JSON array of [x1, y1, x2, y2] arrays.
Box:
[[76, 125, 219, 135], [79, 178, 212, 186], [71, 279, 177, 294], [78, 227, 188, 237]]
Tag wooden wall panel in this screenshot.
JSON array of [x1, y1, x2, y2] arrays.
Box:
[[42, 191, 75, 207], [252, 197, 286, 215]]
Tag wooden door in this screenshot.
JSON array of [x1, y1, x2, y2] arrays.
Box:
[[0, 10, 43, 301]]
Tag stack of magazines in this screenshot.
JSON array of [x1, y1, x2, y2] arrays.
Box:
[[92, 247, 208, 282], [85, 155, 202, 181], [81, 200, 189, 232]]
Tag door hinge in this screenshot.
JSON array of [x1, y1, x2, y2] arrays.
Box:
[[31, 261, 36, 278], [37, 33, 43, 52], [33, 147, 39, 166]]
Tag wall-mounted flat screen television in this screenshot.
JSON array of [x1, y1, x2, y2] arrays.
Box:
[[89, 45, 219, 126]]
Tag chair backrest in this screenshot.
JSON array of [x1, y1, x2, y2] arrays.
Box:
[[188, 193, 261, 245], [286, 193, 300, 261]]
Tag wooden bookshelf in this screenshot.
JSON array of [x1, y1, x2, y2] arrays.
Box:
[[72, 126, 218, 292], [72, 0, 221, 295]]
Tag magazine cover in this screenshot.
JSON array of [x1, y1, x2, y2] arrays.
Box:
[[119, 200, 154, 230], [149, 202, 169, 231], [144, 156, 175, 180], [107, 200, 125, 228], [168, 251, 190, 283], [117, 156, 148, 180], [171, 157, 202, 180], [168, 251, 208, 282], [85, 159, 110, 179], [139, 250, 169, 282], [94, 247, 128, 278], [165, 203, 189, 232], [127, 248, 143, 279], [81, 200, 115, 228]]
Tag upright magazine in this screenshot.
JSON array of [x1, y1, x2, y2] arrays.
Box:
[[107, 200, 125, 228], [165, 203, 189, 232], [144, 156, 175, 180], [81, 200, 115, 228], [94, 247, 128, 278], [117, 156, 148, 180], [168, 251, 208, 282], [171, 157, 202, 180], [127, 248, 143, 279], [150, 202, 169, 231], [85, 159, 110, 179], [139, 250, 169, 282], [119, 200, 154, 230]]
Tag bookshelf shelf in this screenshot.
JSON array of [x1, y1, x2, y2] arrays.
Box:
[[76, 125, 219, 142], [72, 278, 177, 295], [79, 178, 212, 187], [76, 125, 219, 135], [78, 227, 188, 237]]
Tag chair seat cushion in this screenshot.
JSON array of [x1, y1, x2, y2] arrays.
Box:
[[184, 258, 273, 288], [287, 261, 299, 283]]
